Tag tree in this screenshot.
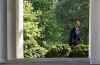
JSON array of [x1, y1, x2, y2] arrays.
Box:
[[24, 1, 48, 58], [24, 1, 42, 22], [56, 0, 89, 43]]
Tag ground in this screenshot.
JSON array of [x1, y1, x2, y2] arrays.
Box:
[[0, 58, 96, 65]]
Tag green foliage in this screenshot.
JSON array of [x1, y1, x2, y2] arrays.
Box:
[[39, 10, 64, 48], [24, 0, 89, 58], [24, 1, 48, 58], [45, 44, 72, 58], [24, 1, 42, 22], [24, 23, 41, 40], [56, 0, 89, 43], [70, 44, 88, 57], [31, 0, 54, 11], [24, 40, 48, 58]]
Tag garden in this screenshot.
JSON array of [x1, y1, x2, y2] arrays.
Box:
[[24, 0, 89, 58]]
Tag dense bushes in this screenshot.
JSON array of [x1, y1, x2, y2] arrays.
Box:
[[24, 40, 48, 58], [45, 43, 88, 58], [45, 44, 72, 58], [70, 44, 88, 57], [24, 46, 48, 58], [24, 42, 88, 58], [24, 1, 48, 58]]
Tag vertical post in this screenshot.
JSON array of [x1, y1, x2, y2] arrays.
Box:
[[7, 0, 17, 60], [16, 0, 24, 59], [7, 0, 24, 60], [90, 0, 100, 64], [89, 0, 95, 64], [0, 0, 7, 63]]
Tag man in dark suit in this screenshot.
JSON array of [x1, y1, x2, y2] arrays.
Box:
[[69, 20, 80, 47]]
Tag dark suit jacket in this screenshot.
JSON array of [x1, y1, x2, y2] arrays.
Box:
[[69, 27, 80, 45]]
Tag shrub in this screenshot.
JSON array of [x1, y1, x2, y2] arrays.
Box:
[[45, 44, 72, 58], [24, 47, 48, 58], [70, 44, 88, 57], [24, 40, 48, 58]]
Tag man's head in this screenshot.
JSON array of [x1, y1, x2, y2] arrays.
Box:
[[75, 20, 80, 27]]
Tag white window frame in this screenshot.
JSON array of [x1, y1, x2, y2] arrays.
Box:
[[0, 0, 100, 64]]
